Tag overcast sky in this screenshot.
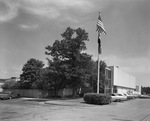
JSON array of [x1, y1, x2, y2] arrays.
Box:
[[0, 0, 149, 86]]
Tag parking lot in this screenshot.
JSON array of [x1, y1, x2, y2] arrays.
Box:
[[0, 98, 150, 121]]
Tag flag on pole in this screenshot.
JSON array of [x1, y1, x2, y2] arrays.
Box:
[[98, 35, 102, 54], [96, 11, 106, 54], [96, 11, 106, 35]]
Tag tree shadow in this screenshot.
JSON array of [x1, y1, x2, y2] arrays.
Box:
[[112, 118, 133, 121]]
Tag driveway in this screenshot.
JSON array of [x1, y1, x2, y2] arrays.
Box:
[[0, 98, 150, 121]]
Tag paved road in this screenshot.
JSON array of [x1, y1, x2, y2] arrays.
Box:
[[0, 98, 150, 121]]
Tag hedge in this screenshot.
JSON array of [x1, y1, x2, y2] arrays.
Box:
[[127, 96, 135, 100], [83, 93, 111, 105]]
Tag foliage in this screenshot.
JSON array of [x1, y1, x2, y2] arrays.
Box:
[[41, 58, 68, 96], [86, 60, 107, 93], [141, 87, 150, 95], [2, 80, 19, 89], [7, 27, 109, 99], [83, 93, 111, 105], [99, 60, 107, 93], [45, 27, 91, 97], [127, 96, 135, 100], [139, 95, 150, 99], [19, 58, 44, 89], [79, 87, 93, 97]]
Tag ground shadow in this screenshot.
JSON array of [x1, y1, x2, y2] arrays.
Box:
[[112, 118, 133, 121]]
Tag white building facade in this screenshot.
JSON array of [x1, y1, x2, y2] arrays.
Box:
[[105, 66, 138, 94], [0, 79, 5, 92]]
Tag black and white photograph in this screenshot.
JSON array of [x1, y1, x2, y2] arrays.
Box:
[[0, 0, 149, 121]]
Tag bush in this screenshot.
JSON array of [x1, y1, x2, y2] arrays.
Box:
[[139, 95, 150, 99], [127, 96, 135, 100], [83, 93, 111, 105], [2, 81, 20, 89]]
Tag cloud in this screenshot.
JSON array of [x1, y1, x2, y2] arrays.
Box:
[[0, 69, 8, 78], [21, 0, 93, 11], [0, 0, 18, 22], [22, 5, 60, 19], [60, 15, 79, 23], [19, 24, 39, 30], [12, 65, 22, 72], [19, 0, 94, 22], [102, 55, 150, 74], [0, 0, 102, 24], [121, 57, 150, 74], [0, 0, 94, 23]]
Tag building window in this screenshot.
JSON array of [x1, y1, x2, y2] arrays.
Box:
[[105, 68, 111, 80], [113, 86, 117, 93]]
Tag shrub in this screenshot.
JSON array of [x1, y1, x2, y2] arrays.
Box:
[[83, 93, 111, 105], [127, 96, 135, 100], [139, 95, 150, 99], [2, 81, 20, 89]]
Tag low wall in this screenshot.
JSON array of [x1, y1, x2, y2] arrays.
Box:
[[4, 88, 73, 98], [4, 89, 55, 98], [58, 88, 73, 97]]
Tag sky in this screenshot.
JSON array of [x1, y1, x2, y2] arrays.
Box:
[[0, 0, 149, 86]]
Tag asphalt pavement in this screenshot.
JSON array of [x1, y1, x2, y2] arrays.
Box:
[[0, 98, 150, 121]]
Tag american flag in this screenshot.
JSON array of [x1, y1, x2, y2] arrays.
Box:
[[96, 11, 106, 35], [96, 11, 106, 54]]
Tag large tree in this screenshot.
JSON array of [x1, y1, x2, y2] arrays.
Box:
[[41, 58, 68, 96], [86, 60, 107, 93], [19, 58, 44, 89], [141, 87, 150, 95], [99, 60, 107, 93], [45, 27, 91, 97]]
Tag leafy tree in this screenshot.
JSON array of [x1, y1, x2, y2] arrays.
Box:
[[2, 80, 19, 89], [86, 60, 97, 92], [99, 60, 107, 93], [45, 27, 91, 97], [41, 58, 68, 96], [141, 87, 150, 95], [87, 60, 107, 93], [19, 58, 44, 89]]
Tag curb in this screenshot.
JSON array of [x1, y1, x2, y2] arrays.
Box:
[[44, 100, 77, 106], [21, 98, 50, 102]]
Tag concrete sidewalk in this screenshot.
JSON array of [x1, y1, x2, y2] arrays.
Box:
[[21, 97, 50, 101], [44, 98, 85, 106], [21, 97, 85, 106]]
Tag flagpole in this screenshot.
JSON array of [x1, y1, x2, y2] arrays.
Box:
[[97, 49, 100, 94], [97, 33, 100, 94], [96, 10, 106, 94]]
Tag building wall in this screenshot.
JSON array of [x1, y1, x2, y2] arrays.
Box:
[[108, 66, 136, 94], [110, 66, 136, 89], [117, 86, 135, 94], [136, 85, 141, 92], [105, 67, 112, 93], [0, 82, 4, 92], [134, 85, 141, 95], [117, 87, 128, 94]]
